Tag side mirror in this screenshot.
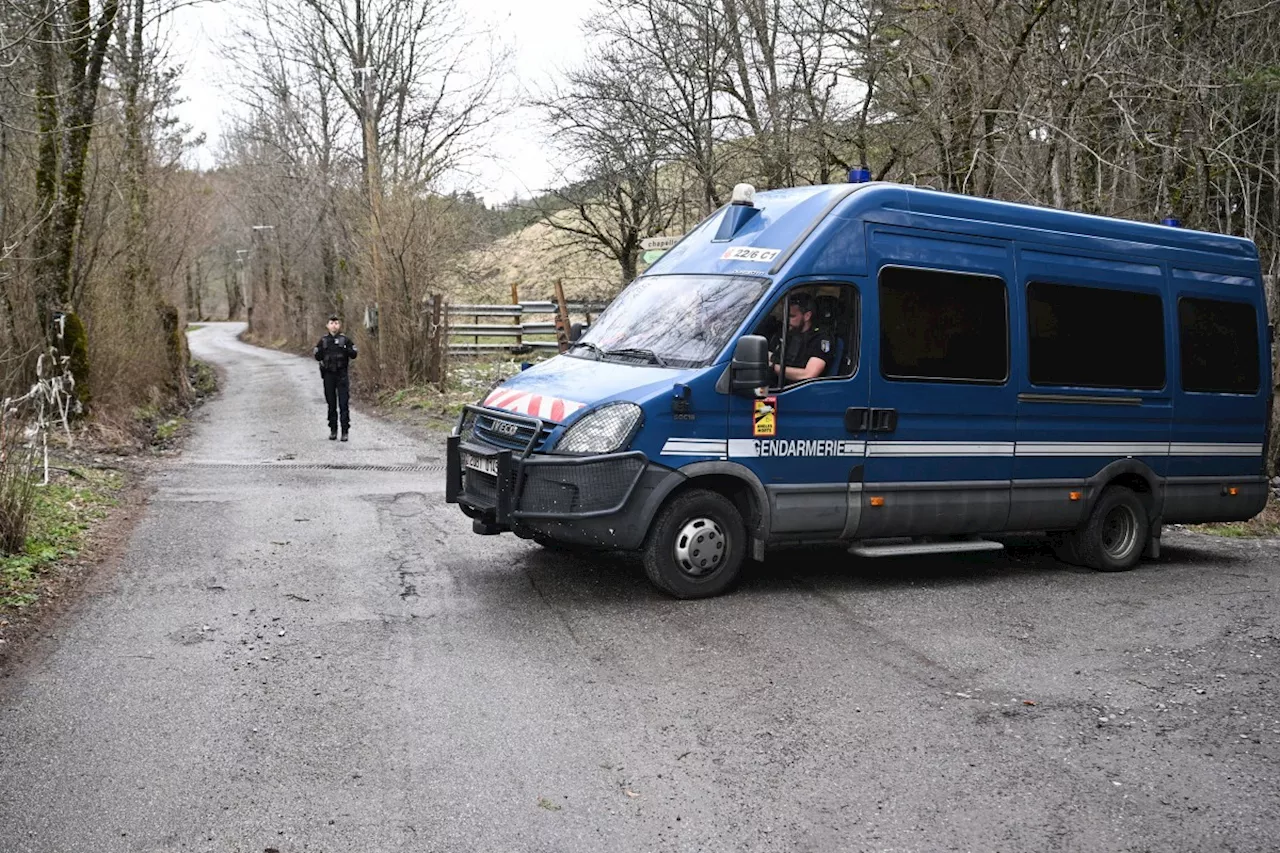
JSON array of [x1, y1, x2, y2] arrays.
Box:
[[569, 322, 587, 343], [730, 335, 769, 393]]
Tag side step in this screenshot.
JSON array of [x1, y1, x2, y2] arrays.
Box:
[[848, 539, 1004, 558]]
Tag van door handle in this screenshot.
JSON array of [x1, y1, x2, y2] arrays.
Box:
[[870, 408, 897, 432], [844, 407, 870, 432]]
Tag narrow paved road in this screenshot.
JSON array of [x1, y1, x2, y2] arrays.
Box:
[[2, 322, 1278, 852]]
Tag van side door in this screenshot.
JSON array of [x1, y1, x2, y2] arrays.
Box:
[[725, 280, 868, 539], [858, 227, 1016, 538], [1009, 250, 1172, 531], [1165, 268, 1270, 522]]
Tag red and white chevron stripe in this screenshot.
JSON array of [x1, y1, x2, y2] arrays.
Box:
[[482, 388, 587, 423]]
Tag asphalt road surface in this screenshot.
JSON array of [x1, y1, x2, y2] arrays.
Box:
[[2, 322, 1278, 852]]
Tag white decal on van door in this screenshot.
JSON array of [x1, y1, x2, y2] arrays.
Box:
[[728, 439, 865, 457]]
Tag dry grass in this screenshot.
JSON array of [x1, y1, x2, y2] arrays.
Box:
[[377, 357, 531, 429], [0, 442, 38, 555], [85, 291, 180, 417], [1, 466, 121, 609], [444, 219, 628, 305]]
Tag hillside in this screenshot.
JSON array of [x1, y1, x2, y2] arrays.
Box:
[[446, 219, 631, 306]]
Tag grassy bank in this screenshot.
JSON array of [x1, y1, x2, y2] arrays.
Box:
[[376, 356, 535, 429], [1, 356, 218, 629], [1, 467, 123, 610]]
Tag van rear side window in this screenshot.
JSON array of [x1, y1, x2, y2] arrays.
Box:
[[1027, 282, 1164, 390], [879, 266, 1008, 383], [1178, 297, 1260, 394]]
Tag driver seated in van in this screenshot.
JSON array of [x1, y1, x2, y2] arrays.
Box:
[[767, 292, 832, 386]]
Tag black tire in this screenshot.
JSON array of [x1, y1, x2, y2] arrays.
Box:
[[1056, 486, 1149, 572], [642, 488, 746, 599]]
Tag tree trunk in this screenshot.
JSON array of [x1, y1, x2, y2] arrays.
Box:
[[32, 0, 122, 409], [33, 0, 60, 331], [54, 0, 121, 310], [121, 0, 149, 304]]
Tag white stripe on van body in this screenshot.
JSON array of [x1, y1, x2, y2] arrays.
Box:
[[1013, 442, 1170, 457], [867, 442, 1015, 457], [1016, 442, 1262, 457], [862, 441, 1258, 457], [659, 439, 1262, 459], [660, 439, 728, 458], [1169, 442, 1263, 456]]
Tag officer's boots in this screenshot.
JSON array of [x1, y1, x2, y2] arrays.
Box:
[[329, 429, 337, 440]]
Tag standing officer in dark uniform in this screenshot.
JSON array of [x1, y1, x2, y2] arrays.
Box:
[[313, 314, 358, 440], [769, 292, 831, 386]]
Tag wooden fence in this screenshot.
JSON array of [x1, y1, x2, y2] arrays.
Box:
[[447, 299, 610, 357]]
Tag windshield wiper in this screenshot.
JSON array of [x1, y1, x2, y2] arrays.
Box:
[[568, 341, 604, 359], [604, 347, 668, 367]]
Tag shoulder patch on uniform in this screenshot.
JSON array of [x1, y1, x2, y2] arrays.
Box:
[[820, 339, 830, 353]]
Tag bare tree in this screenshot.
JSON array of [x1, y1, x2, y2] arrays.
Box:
[[30, 0, 122, 404], [535, 49, 680, 287], [0, 0, 225, 421], [715, 0, 852, 188], [218, 0, 510, 388], [584, 0, 733, 217]]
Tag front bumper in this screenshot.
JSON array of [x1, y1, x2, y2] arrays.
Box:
[[445, 406, 673, 550]]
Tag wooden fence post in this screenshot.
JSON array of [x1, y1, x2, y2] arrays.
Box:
[[511, 282, 523, 350], [553, 279, 571, 353], [432, 294, 448, 391]]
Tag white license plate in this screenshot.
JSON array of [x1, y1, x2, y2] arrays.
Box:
[[464, 452, 500, 477]]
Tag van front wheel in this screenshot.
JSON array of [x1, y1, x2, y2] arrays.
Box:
[[643, 489, 746, 599], [1055, 486, 1149, 572]]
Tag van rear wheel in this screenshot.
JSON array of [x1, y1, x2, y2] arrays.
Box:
[[1053, 486, 1149, 572], [643, 489, 746, 599]]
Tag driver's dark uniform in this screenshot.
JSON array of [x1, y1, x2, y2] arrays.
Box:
[[773, 327, 833, 379]]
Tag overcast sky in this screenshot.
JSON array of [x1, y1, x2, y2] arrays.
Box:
[[169, 0, 599, 205]]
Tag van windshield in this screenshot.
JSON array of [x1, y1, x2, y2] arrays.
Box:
[[569, 274, 770, 369]]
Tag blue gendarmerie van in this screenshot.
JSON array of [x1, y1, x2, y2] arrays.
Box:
[[446, 176, 1272, 599]]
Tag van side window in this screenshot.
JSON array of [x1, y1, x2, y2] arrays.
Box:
[[1027, 282, 1164, 390], [879, 266, 1007, 383], [1178, 297, 1260, 394]]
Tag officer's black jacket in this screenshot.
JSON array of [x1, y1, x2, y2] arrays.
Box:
[[775, 327, 833, 370], [314, 333, 358, 373]]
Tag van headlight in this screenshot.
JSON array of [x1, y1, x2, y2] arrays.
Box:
[[554, 402, 642, 454]]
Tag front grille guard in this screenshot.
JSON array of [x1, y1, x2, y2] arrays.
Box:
[[512, 451, 648, 519], [446, 438, 516, 520], [447, 404, 550, 520], [449, 405, 649, 525]]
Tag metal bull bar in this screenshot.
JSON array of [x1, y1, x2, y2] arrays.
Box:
[[445, 404, 549, 528]]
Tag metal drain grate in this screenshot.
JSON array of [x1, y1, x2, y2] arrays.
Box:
[[182, 461, 446, 472]]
